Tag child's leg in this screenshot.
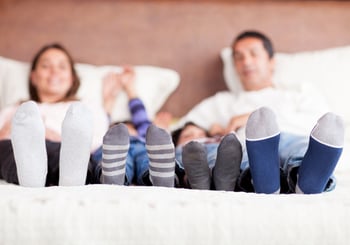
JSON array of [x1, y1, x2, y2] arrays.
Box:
[[146, 125, 175, 187], [213, 133, 242, 191], [101, 123, 129, 185], [182, 141, 211, 190]]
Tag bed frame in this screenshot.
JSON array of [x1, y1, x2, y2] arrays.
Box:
[[1, 0, 350, 118]]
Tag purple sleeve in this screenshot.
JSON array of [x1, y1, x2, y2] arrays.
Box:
[[129, 98, 151, 140]]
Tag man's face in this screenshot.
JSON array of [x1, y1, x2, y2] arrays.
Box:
[[232, 37, 275, 91]]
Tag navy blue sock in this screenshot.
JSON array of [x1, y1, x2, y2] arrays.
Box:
[[246, 134, 280, 194], [297, 112, 344, 194], [245, 107, 281, 194], [297, 137, 342, 194]]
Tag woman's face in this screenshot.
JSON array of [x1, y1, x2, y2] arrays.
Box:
[[30, 48, 73, 102]]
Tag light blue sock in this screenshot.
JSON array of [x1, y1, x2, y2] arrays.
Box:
[[245, 107, 280, 194], [296, 112, 344, 194]]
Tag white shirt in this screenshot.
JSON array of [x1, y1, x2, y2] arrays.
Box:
[[178, 86, 330, 143]]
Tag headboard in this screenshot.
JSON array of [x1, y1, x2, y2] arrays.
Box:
[[1, 0, 350, 118]]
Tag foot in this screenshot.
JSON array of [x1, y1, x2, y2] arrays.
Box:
[[213, 133, 242, 191], [245, 107, 280, 194], [11, 101, 47, 187], [101, 123, 129, 185], [146, 125, 175, 187], [59, 102, 93, 186], [182, 141, 211, 190]]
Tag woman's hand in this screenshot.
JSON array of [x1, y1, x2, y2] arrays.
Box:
[[102, 72, 122, 115], [121, 66, 137, 99]]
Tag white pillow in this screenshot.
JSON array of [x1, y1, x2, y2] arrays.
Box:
[[220, 45, 350, 123], [0, 56, 180, 122]]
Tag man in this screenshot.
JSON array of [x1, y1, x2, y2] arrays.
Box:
[[179, 31, 344, 194]]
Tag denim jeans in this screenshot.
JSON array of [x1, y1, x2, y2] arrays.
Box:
[[175, 142, 220, 170], [91, 136, 150, 185], [238, 132, 336, 193]]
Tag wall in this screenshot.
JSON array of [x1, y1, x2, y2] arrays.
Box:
[[1, 0, 350, 116]]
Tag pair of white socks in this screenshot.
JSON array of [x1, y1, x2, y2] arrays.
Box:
[[11, 101, 93, 187]]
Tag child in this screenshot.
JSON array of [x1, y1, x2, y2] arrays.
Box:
[[91, 67, 176, 187], [172, 122, 242, 191]]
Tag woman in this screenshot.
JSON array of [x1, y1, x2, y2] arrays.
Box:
[[0, 43, 109, 187]]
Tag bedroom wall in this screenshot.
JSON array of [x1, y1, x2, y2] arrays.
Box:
[[1, 0, 350, 117]]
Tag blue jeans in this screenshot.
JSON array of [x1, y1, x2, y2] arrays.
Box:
[[91, 136, 150, 185], [175, 143, 220, 170], [238, 132, 336, 193], [125, 137, 149, 185]]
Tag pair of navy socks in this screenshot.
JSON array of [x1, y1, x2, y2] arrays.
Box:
[[246, 107, 344, 194]]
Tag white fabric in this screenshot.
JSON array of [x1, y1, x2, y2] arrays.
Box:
[[0, 101, 108, 151], [0, 56, 180, 122], [177, 87, 329, 144], [0, 152, 349, 245], [221, 45, 350, 124]]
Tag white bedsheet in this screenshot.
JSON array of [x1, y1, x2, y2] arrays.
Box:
[[0, 149, 349, 245]]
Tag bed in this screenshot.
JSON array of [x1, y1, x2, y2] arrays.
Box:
[[1, 0, 350, 244]]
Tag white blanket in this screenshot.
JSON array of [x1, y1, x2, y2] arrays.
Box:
[[1, 149, 349, 245]]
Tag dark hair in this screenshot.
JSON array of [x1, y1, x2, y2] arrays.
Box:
[[232, 30, 274, 59], [29, 43, 80, 102], [171, 122, 209, 146]]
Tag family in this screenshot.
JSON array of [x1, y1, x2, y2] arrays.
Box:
[[0, 30, 344, 195]]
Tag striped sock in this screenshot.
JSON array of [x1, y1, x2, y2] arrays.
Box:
[[11, 101, 47, 187], [59, 102, 93, 186], [101, 123, 129, 185], [146, 125, 175, 187]]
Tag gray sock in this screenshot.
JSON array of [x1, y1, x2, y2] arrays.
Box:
[[246, 106, 280, 140], [59, 102, 93, 186], [310, 112, 344, 147], [146, 125, 175, 187], [182, 141, 211, 190], [213, 133, 242, 191], [11, 101, 47, 187], [101, 123, 129, 185]]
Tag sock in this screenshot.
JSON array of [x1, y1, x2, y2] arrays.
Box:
[[182, 141, 211, 190], [11, 101, 47, 187], [296, 112, 344, 194], [213, 133, 242, 191], [59, 102, 93, 186], [101, 123, 129, 185], [146, 124, 175, 187], [245, 107, 280, 194]]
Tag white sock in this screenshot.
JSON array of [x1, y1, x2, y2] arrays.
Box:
[[11, 101, 47, 187], [59, 102, 93, 186]]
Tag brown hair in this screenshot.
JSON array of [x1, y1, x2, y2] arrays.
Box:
[[29, 43, 80, 102]]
